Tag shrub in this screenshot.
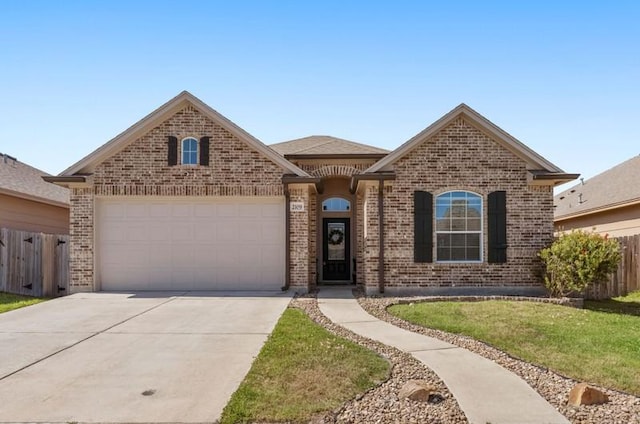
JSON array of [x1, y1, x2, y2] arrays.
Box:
[[539, 230, 621, 297]]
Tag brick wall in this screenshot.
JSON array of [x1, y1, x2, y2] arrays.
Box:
[[363, 117, 554, 295]]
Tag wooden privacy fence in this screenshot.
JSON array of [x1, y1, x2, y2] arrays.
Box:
[[585, 234, 640, 300], [0, 228, 69, 297]]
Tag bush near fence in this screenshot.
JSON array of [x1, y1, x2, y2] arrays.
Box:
[[585, 234, 640, 300], [0, 227, 69, 297]]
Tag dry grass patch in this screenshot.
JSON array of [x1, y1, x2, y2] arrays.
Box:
[[220, 307, 390, 424]]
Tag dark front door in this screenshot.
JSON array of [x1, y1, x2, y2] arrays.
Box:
[[323, 218, 350, 281]]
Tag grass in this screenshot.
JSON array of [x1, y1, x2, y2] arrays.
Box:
[[0, 292, 44, 314], [220, 307, 390, 424], [388, 291, 640, 395]]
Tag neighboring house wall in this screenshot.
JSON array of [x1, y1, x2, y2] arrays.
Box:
[[364, 117, 553, 295], [555, 203, 640, 237], [69, 105, 286, 292], [0, 193, 69, 234]]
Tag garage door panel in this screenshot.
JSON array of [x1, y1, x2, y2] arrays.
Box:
[[149, 203, 171, 218], [126, 203, 148, 218], [171, 224, 193, 241], [172, 204, 192, 217], [217, 204, 238, 217], [98, 197, 285, 291], [261, 203, 282, 217]]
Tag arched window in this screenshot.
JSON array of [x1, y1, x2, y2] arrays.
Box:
[[435, 191, 482, 262], [322, 197, 350, 211], [182, 137, 198, 165]]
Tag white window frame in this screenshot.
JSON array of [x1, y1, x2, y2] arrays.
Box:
[[322, 197, 351, 212], [435, 190, 483, 263], [181, 137, 198, 165]]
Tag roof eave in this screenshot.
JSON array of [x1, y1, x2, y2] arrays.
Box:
[[365, 104, 565, 174], [529, 172, 580, 186], [0, 186, 69, 208], [59, 91, 309, 178], [350, 172, 396, 193], [555, 197, 640, 222], [42, 175, 92, 189]]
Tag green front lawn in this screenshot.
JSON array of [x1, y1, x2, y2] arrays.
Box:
[[388, 292, 640, 395], [0, 292, 44, 314], [220, 307, 390, 424]]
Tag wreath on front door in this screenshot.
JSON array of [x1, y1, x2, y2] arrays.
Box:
[[328, 229, 344, 245]]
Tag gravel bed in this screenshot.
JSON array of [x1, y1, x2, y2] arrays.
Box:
[[291, 294, 468, 423], [356, 293, 640, 424]]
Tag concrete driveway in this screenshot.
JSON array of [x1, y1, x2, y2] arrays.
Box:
[[0, 291, 291, 423]]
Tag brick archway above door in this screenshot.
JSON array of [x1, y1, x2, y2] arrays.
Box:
[[309, 164, 366, 178]]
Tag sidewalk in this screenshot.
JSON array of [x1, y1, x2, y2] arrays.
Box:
[[317, 287, 569, 424]]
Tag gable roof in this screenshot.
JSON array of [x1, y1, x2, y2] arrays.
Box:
[[271, 135, 389, 156], [555, 155, 640, 220], [365, 103, 567, 175], [60, 91, 308, 177], [0, 153, 69, 207]]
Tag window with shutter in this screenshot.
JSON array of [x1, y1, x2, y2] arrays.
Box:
[[181, 137, 198, 165], [435, 191, 482, 262], [414, 191, 433, 263], [488, 191, 507, 263], [199, 137, 210, 166], [167, 136, 178, 166]]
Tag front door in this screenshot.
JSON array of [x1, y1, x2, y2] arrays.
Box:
[[322, 218, 350, 281]]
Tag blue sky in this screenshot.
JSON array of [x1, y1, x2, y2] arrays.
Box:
[[1, 1, 638, 191]]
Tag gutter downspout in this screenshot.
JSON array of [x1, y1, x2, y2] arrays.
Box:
[[378, 180, 385, 294], [283, 184, 291, 291]]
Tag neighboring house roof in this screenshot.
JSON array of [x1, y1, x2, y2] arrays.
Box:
[[0, 153, 69, 207], [271, 135, 390, 156], [365, 103, 573, 182], [555, 155, 640, 220], [59, 91, 309, 177]]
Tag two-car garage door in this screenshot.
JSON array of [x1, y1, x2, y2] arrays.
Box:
[[96, 197, 285, 291]]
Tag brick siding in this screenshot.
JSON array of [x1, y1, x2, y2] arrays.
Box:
[[69, 105, 288, 291], [361, 117, 553, 295]]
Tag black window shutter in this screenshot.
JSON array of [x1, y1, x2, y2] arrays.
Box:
[[167, 136, 178, 166], [199, 137, 210, 166], [488, 191, 507, 263], [414, 191, 433, 263]]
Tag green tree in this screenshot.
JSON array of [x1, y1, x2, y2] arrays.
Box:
[[539, 230, 621, 298]]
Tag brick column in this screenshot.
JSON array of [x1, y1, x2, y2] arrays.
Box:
[[289, 187, 310, 292], [69, 187, 94, 292]]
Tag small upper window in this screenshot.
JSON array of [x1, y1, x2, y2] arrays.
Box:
[[182, 137, 198, 165], [322, 197, 350, 211], [435, 191, 482, 262]]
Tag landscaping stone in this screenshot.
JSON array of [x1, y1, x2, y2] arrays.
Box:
[[568, 383, 610, 406], [399, 380, 436, 401]]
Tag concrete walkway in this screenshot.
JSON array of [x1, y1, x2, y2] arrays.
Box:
[[318, 287, 569, 424]]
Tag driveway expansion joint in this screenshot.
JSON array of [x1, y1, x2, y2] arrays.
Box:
[[0, 296, 178, 382]]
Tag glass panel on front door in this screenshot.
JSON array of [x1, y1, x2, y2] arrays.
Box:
[[323, 218, 350, 281], [327, 222, 345, 260]]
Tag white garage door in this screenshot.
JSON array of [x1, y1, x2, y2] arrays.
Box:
[[96, 197, 285, 291]]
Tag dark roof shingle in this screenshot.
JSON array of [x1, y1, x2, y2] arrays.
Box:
[[0, 154, 69, 206], [554, 155, 640, 219], [270, 135, 389, 156]]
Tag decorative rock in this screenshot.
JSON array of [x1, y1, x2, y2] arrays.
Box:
[[568, 382, 609, 406], [399, 380, 436, 401]]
